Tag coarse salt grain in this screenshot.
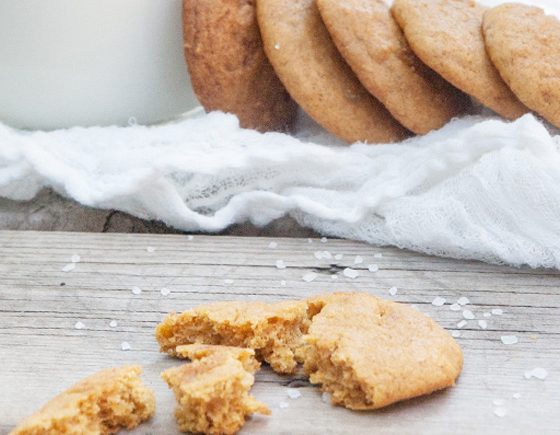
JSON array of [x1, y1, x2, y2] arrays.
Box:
[[71, 254, 81, 263], [457, 320, 467, 329], [368, 264, 379, 273], [275, 260, 287, 270], [501, 335, 518, 345], [320, 237, 327, 243], [457, 297, 470, 306], [286, 389, 301, 399], [451, 330, 461, 338], [343, 268, 359, 279], [494, 407, 507, 418], [62, 263, 76, 272], [389, 287, 398, 296], [524, 367, 548, 380], [478, 320, 488, 329], [146, 246, 155, 253], [74, 321, 85, 330], [280, 280, 287, 286], [354, 255, 364, 264], [463, 310, 475, 320], [121, 341, 131, 351], [131, 286, 142, 295], [279, 401, 289, 409], [268, 241, 278, 249], [334, 254, 343, 260], [314, 251, 332, 260], [513, 393, 521, 399], [160, 287, 171, 296], [109, 320, 118, 328], [331, 274, 338, 280], [492, 308, 504, 316], [450, 303, 461, 311], [432, 296, 446, 307], [303, 272, 318, 283]]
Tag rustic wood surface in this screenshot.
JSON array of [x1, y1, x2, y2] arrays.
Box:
[[0, 231, 558, 434]]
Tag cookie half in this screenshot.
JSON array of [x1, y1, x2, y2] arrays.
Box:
[[483, 4, 560, 128], [183, 0, 297, 132], [317, 0, 469, 135], [256, 0, 409, 144], [392, 0, 528, 120]]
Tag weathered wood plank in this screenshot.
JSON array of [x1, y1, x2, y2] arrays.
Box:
[[0, 231, 558, 434]]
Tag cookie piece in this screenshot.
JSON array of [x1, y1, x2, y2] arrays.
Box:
[[161, 344, 270, 434], [11, 366, 155, 435], [156, 300, 311, 374], [298, 293, 463, 410], [317, 0, 469, 134], [483, 4, 560, 128], [184, 0, 297, 132], [392, 0, 527, 120], [256, 0, 409, 144]]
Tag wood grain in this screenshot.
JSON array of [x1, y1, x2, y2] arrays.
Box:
[[0, 231, 558, 434]]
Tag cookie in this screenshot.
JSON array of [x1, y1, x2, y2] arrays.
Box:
[[256, 0, 409, 144], [392, 0, 527, 120], [161, 344, 270, 434], [299, 293, 463, 410], [156, 299, 311, 374], [183, 0, 297, 132], [11, 366, 155, 435], [483, 4, 560, 128], [317, 0, 470, 135]]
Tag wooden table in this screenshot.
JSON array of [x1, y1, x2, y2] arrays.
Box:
[[1, 231, 558, 434]]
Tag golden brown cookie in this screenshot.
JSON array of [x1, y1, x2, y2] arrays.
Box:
[[156, 299, 311, 374], [256, 0, 409, 144], [483, 4, 560, 128], [299, 293, 463, 410], [11, 366, 155, 435], [184, 0, 297, 132], [162, 344, 270, 434], [392, 0, 528, 120], [317, 0, 470, 134]]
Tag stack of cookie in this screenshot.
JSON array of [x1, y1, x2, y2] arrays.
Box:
[[183, 0, 560, 144]]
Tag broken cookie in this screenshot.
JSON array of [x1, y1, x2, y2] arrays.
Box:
[[161, 344, 270, 434], [10, 366, 155, 435]]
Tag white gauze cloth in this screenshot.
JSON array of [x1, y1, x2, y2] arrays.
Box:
[[1, 111, 560, 270]]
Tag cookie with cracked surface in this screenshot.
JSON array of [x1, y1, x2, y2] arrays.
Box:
[[483, 4, 560, 128], [298, 292, 463, 410], [11, 366, 155, 435], [162, 344, 270, 434], [392, 0, 527, 120], [256, 0, 409, 144], [184, 0, 297, 132], [317, 0, 470, 134]]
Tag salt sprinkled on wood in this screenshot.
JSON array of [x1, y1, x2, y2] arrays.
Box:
[[354, 255, 363, 265], [334, 254, 343, 260], [450, 303, 461, 311], [109, 320, 118, 328], [463, 310, 475, 320], [343, 268, 359, 279], [451, 330, 461, 338], [501, 335, 518, 345], [320, 237, 328, 243], [121, 341, 131, 351], [286, 389, 302, 399], [71, 254, 81, 263], [374, 253, 383, 259], [187, 235, 194, 241], [131, 286, 142, 295], [513, 393, 521, 399], [146, 246, 155, 253], [478, 320, 488, 329], [483, 312, 491, 318], [524, 367, 548, 380], [275, 260, 287, 270], [331, 274, 338, 280], [432, 296, 446, 307], [280, 280, 287, 286], [492, 308, 504, 316], [268, 241, 278, 249], [224, 279, 234, 285], [389, 286, 398, 296], [160, 287, 171, 296], [302, 272, 318, 283], [314, 251, 332, 260], [62, 263, 76, 272], [457, 320, 467, 329], [74, 321, 85, 330], [494, 407, 507, 418], [368, 264, 379, 273], [457, 297, 470, 306], [492, 399, 504, 406], [279, 401, 290, 409]]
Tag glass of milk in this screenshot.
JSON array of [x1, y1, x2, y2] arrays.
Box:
[[0, 0, 198, 130]]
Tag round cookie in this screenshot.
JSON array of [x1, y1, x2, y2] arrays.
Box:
[[483, 4, 560, 128], [183, 0, 297, 132], [317, 0, 470, 135], [256, 0, 409, 144], [391, 0, 528, 120]]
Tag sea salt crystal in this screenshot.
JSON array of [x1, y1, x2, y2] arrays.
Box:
[[524, 367, 548, 380], [314, 251, 332, 260], [343, 268, 359, 279], [513, 393, 521, 399], [450, 303, 461, 311], [478, 320, 488, 329], [146, 246, 155, 253], [389, 286, 398, 296], [303, 272, 318, 283], [280, 280, 287, 286], [321, 392, 332, 403], [224, 279, 234, 285], [109, 320, 118, 328], [374, 253, 383, 259], [501, 335, 518, 345], [354, 255, 364, 265], [160, 287, 171, 296], [62, 263, 76, 272], [334, 254, 344, 260], [268, 241, 278, 249], [451, 330, 461, 338], [74, 321, 85, 330], [121, 341, 131, 351], [494, 407, 507, 418], [320, 237, 328, 243], [286, 389, 302, 399], [279, 401, 290, 409], [463, 310, 475, 320], [368, 264, 379, 273], [275, 260, 287, 270], [457, 297, 470, 306], [457, 320, 467, 329], [492, 308, 504, 316], [71, 254, 81, 263], [432, 296, 446, 307], [131, 286, 142, 295]]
